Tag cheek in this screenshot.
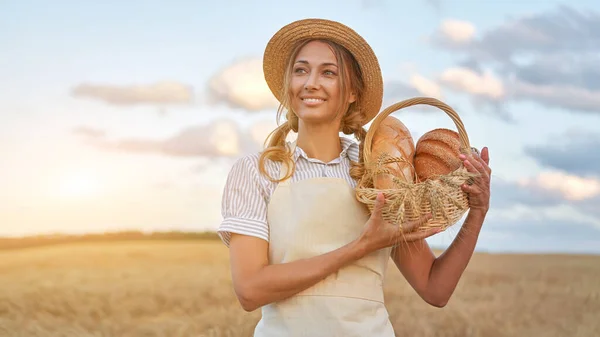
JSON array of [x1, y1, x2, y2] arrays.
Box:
[[324, 81, 340, 99], [290, 77, 304, 93]]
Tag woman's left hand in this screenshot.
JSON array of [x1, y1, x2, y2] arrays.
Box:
[[460, 146, 491, 215]]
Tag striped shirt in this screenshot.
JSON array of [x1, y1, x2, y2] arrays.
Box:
[[218, 136, 360, 247]]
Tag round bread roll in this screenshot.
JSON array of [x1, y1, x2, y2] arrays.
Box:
[[414, 128, 462, 182], [370, 116, 416, 188]]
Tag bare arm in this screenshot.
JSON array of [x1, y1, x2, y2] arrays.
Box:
[[391, 209, 486, 307], [228, 198, 435, 312], [391, 147, 492, 307], [228, 233, 366, 312]]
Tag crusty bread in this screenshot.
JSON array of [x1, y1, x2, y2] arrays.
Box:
[[414, 128, 462, 182], [370, 116, 416, 188]]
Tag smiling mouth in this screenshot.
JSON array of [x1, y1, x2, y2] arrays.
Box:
[[301, 98, 326, 105]]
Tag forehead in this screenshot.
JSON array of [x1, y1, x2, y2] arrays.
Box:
[[294, 40, 337, 64]]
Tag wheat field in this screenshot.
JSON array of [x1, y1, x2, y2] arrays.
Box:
[[0, 240, 598, 337]]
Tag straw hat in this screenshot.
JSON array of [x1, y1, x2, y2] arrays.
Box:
[[263, 18, 384, 126]]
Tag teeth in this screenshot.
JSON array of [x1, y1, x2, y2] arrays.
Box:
[[303, 98, 324, 103]]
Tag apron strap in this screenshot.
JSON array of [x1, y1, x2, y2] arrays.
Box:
[[278, 140, 297, 184]]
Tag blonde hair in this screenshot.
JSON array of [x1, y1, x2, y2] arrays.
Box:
[[259, 39, 368, 183]]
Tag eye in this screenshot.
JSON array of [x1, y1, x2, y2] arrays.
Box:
[[294, 67, 307, 74], [323, 69, 337, 76]]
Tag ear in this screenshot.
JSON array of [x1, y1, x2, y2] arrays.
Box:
[[348, 91, 357, 104]]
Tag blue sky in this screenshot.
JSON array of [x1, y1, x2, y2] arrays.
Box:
[[1, 0, 599, 254]]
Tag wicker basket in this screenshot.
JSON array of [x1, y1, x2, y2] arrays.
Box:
[[355, 97, 479, 232]]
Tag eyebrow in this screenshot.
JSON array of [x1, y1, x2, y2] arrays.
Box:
[[295, 60, 338, 67]]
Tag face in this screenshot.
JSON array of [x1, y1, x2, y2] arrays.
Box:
[[289, 40, 356, 128]]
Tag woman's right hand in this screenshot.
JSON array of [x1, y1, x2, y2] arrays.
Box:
[[357, 192, 439, 255]]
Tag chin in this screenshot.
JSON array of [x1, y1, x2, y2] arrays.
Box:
[[293, 103, 335, 123], [295, 111, 332, 125]]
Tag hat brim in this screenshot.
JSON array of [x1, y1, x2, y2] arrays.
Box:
[[263, 18, 383, 126]]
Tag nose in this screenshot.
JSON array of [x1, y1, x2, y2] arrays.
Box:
[[304, 71, 320, 91]]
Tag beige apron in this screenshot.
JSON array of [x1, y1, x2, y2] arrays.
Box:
[[253, 142, 395, 337]]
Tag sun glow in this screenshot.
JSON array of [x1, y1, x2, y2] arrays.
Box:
[[56, 172, 101, 199]]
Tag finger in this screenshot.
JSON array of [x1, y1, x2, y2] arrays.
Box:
[[471, 156, 492, 185], [468, 153, 485, 174], [401, 213, 432, 232], [461, 155, 482, 176], [459, 153, 479, 173], [466, 158, 490, 186], [474, 147, 491, 175], [402, 227, 440, 241], [461, 182, 481, 194], [480, 146, 490, 166]]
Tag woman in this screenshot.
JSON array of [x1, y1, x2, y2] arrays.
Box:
[[218, 18, 491, 336]]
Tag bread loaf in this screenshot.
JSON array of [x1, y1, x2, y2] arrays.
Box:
[[370, 116, 416, 188], [414, 128, 462, 182]]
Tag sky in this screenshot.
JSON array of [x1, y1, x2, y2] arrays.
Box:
[[1, 0, 600, 254]]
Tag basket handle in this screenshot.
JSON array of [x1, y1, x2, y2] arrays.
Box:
[[363, 97, 472, 166]]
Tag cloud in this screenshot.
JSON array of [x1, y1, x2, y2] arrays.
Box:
[[478, 216, 600, 253], [439, 67, 504, 100], [382, 77, 445, 113], [116, 120, 243, 157], [429, 6, 600, 115], [442, 177, 600, 253], [490, 178, 563, 209], [72, 126, 106, 139], [523, 130, 600, 177], [441, 20, 475, 44], [489, 165, 600, 214], [431, 19, 476, 49], [433, 6, 599, 62], [76, 119, 278, 159], [506, 53, 600, 113], [384, 81, 422, 102], [487, 170, 600, 252], [206, 57, 280, 112], [248, 119, 278, 148], [71, 81, 193, 106], [517, 171, 600, 201], [153, 182, 174, 191], [493, 127, 600, 194], [484, 6, 598, 61], [447, 129, 600, 253], [490, 202, 600, 231], [360, 0, 385, 9], [487, 128, 600, 228], [437, 66, 512, 120], [424, 0, 442, 12], [409, 74, 443, 99], [577, 195, 600, 219], [510, 53, 600, 90], [510, 78, 600, 114], [484, 177, 600, 251]]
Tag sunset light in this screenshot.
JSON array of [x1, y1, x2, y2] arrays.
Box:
[[56, 172, 101, 199]]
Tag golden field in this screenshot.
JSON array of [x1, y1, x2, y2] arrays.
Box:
[[0, 240, 599, 337]]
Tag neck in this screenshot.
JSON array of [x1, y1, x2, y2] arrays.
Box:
[[296, 122, 342, 162]]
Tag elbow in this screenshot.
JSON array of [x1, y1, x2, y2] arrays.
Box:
[[239, 300, 259, 312], [239, 298, 259, 312], [426, 297, 448, 308], [235, 285, 261, 312], [422, 291, 450, 308]]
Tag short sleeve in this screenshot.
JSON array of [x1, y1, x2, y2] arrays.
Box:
[[217, 155, 270, 248]]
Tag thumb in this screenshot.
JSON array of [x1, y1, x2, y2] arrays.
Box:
[[481, 146, 490, 165], [371, 192, 385, 219]]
